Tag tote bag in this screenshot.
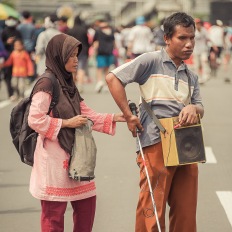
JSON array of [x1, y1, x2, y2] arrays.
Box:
[[69, 119, 97, 181]]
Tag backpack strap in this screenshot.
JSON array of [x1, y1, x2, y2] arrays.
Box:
[[44, 73, 60, 113], [30, 72, 60, 114]]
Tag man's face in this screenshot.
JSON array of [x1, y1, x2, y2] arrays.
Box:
[[164, 25, 195, 66]]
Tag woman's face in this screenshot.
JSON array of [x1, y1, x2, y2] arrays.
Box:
[[65, 47, 79, 73]]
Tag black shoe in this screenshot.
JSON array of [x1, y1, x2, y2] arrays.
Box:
[[224, 78, 231, 83]]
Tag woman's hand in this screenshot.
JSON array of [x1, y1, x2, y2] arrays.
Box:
[[113, 113, 126, 122], [61, 115, 88, 128]]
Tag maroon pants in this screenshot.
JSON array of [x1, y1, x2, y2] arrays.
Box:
[[135, 143, 198, 232], [41, 196, 96, 232]]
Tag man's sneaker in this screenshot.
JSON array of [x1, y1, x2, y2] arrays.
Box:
[[224, 78, 231, 83], [95, 81, 104, 93], [102, 85, 109, 93]]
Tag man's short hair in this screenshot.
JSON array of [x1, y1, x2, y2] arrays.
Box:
[[22, 11, 31, 19], [59, 16, 68, 23], [49, 14, 59, 23], [163, 12, 195, 38]]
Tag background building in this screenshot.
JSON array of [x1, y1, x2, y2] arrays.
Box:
[[3, 0, 232, 26]]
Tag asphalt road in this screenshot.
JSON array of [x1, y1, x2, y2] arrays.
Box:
[[0, 65, 232, 232]]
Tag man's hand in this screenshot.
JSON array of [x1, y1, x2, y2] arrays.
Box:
[[105, 73, 143, 137], [125, 115, 143, 137], [178, 104, 198, 126]]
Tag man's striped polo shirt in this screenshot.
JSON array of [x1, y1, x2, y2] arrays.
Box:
[[111, 48, 203, 149]]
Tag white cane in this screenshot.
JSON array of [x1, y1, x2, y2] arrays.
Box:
[[137, 133, 161, 232], [129, 102, 161, 232]]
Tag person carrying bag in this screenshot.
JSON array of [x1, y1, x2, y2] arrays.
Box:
[[69, 119, 97, 181], [27, 34, 125, 232]]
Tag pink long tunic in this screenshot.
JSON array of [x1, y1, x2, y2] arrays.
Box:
[[28, 91, 116, 201]]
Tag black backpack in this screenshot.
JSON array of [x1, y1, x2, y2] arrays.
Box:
[[10, 72, 59, 166]]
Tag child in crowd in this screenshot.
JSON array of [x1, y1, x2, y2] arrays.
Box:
[[0, 39, 34, 100]]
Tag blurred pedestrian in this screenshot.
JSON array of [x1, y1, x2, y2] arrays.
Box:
[[58, 16, 69, 34], [31, 19, 45, 49], [127, 16, 153, 58], [93, 20, 115, 93], [17, 11, 35, 54], [153, 18, 166, 50], [67, 15, 90, 93], [0, 37, 8, 59], [120, 25, 132, 61], [0, 37, 7, 90], [0, 38, 34, 99], [223, 26, 232, 83], [28, 33, 125, 232], [192, 18, 210, 84], [208, 19, 225, 76], [1, 16, 22, 100], [35, 14, 60, 77], [17, 11, 36, 83], [114, 27, 125, 67]]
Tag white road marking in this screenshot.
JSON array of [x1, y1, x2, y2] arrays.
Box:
[[24, 88, 32, 97], [0, 99, 11, 109], [205, 146, 217, 164], [216, 191, 232, 227], [0, 87, 32, 109]]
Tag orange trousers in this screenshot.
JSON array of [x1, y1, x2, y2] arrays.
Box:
[[135, 142, 198, 232]]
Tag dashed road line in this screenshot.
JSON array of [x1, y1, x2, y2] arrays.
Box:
[[216, 191, 232, 227], [0, 99, 11, 109], [205, 146, 217, 164], [0, 86, 32, 109]]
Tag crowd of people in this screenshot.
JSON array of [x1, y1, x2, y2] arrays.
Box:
[[0, 8, 232, 232], [0, 11, 232, 101], [191, 18, 232, 83]]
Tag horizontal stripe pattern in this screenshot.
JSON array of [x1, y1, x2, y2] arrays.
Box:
[[111, 49, 202, 149], [140, 74, 192, 106]]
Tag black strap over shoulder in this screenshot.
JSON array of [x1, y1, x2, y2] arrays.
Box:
[[43, 72, 59, 113], [141, 97, 166, 134], [30, 72, 60, 114], [184, 68, 192, 105]]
